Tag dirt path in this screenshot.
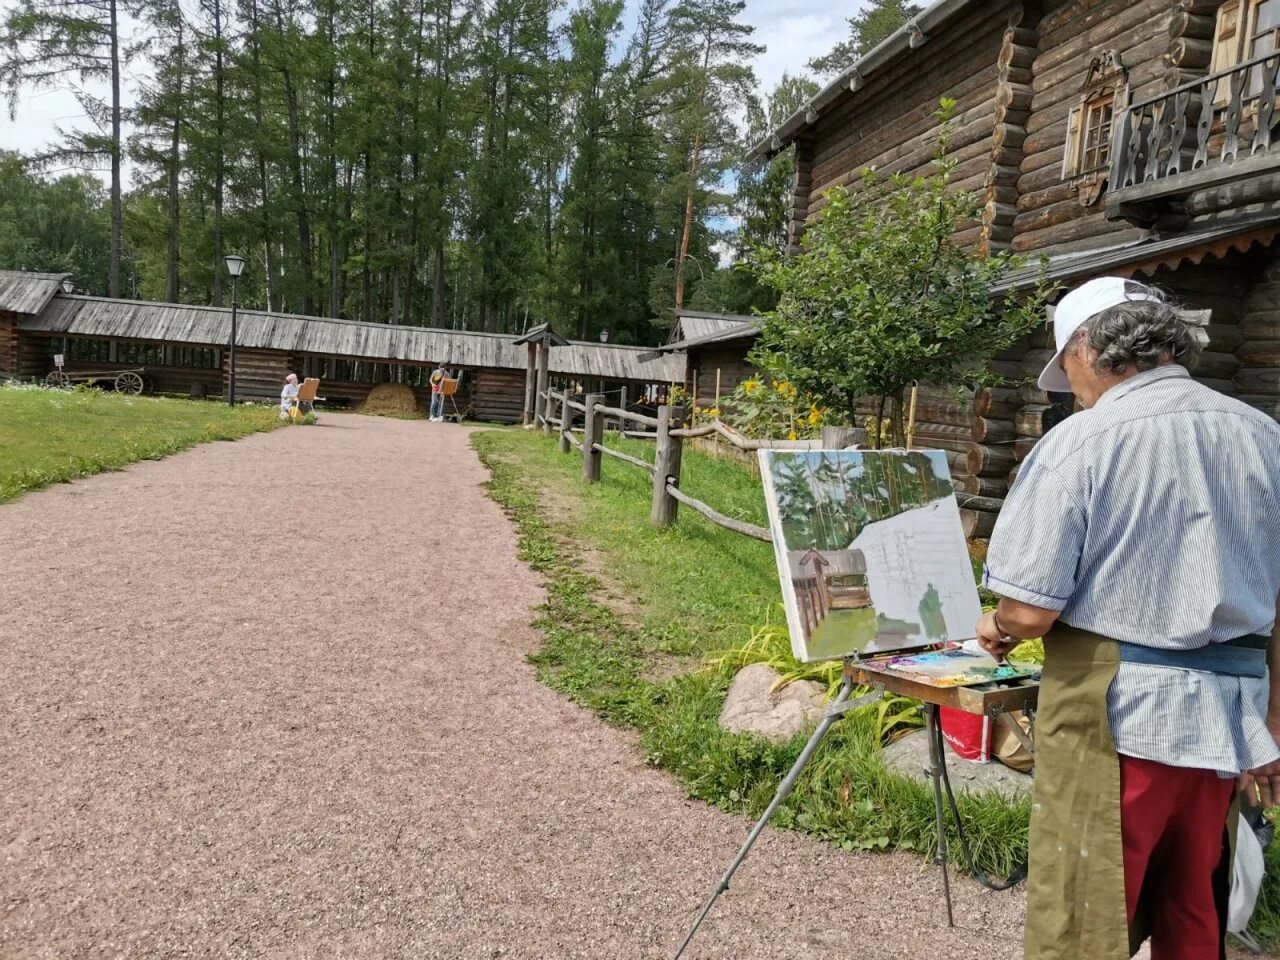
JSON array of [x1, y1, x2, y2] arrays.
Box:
[[0, 415, 1026, 959]]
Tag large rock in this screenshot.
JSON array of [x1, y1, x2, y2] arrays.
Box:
[[881, 728, 1032, 796], [719, 663, 827, 743]]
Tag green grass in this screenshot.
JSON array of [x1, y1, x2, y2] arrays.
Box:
[[0, 385, 282, 503], [472, 427, 1031, 879]]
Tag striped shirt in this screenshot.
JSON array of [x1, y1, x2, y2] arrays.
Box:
[[984, 365, 1280, 775]]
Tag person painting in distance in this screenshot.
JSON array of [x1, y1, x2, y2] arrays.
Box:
[[977, 277, 1280, 960], [429, 364, 448, 421], [279, 373, 300, 419]]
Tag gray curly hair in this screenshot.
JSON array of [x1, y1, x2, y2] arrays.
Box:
[[1073, 281, 1199, 377]]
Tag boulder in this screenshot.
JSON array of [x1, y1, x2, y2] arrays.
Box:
[[881, 728, 1032, 796], [718, 663, 827, 743]]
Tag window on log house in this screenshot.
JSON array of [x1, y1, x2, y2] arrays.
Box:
[[1062, 50, 1128, 204], [1210, 0, 1280, 95]]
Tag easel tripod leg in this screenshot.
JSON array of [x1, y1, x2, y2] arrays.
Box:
[[670, 678, 857, 960], [926, 704, 955, 928]]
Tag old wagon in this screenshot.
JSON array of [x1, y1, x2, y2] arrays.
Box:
[[45, 368, 145, 395]]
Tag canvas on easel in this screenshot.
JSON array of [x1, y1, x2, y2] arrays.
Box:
[[759, 449, 983, 663]]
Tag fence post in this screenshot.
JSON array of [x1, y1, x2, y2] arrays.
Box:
[[651, 404, 685, 527], [582, 392, 605, 482], [543, 388, 555, 438], [557, 387, 572, 454], [821, 425, 859, 448]]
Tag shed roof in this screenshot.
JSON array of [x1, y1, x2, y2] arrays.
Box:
[[745, 0, 983, 164], [21, 293, 686, 383], [0, 270, 70, 316], [648, 318, 760, 357], [670, 309, 757, 343]]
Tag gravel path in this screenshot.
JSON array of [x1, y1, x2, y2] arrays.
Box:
[[1, 415, 1026, 959]]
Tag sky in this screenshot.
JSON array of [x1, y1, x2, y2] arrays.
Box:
[[0, 0, 864, 184]]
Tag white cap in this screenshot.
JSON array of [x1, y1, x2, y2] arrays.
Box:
[[1037, 277, 1163, 393]]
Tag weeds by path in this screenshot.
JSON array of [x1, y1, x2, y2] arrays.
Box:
[[473, 428, 1031, 879], [0, 385, 281, 503]]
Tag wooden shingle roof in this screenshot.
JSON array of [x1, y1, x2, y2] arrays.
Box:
[[21, 293, 686, 383], [0, 270, 70, 316]]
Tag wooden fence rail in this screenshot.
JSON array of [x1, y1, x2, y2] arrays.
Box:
[[665, 484, 772, 541], [595, 444, 656, 473], [533, 394, 872, 546]]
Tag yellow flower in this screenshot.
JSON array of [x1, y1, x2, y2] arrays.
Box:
[[708, 406, 720, 418], [807, 405, 822, 426], [787, 430, 798, 441], [742, 378, 760, 395], [775, 381, 797, 401]]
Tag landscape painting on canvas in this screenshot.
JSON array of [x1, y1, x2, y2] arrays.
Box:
[[759, 450, 983, 663]]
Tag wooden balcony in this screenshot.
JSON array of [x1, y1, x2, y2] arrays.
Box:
[[1107, 52, 1280, 226]]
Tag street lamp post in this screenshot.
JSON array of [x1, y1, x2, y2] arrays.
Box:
[[224, 254, 246, 406]]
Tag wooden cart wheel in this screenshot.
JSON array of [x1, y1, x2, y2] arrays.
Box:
[[115, 371, 144, 395], [44, 371, 71, 389]]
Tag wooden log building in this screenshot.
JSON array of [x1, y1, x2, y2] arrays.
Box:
[[660, 0, 1280, 536], [0, 277, 685, 422]]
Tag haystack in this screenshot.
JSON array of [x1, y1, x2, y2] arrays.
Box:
[[359, 383, 421, 417]]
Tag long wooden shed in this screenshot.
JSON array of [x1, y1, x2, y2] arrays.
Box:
[[0, 277, 685, 421]]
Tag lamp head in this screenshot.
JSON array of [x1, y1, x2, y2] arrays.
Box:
[[224, 254, 247, 279], [60, 278, 75, 294]]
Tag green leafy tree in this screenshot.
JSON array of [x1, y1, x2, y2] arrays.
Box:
[[807, 0, 920, 78], [750, 101, 1052, 448], [0, 151, 113, 292]]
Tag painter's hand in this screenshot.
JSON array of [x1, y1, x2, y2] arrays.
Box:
[[1240, 721, 1280, 806], [975, 611, 1018, 661]]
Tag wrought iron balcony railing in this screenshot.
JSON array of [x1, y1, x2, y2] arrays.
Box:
[[1108, 51, 1280, 219]]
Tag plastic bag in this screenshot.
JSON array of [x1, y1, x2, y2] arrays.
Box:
[[1229, 806, 1271, 936]]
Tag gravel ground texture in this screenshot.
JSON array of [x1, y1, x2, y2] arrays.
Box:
[[1, 415, 1028, 959]]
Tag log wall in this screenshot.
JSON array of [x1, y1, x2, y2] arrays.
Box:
[[0, 311, 17, 377], [471, 368, 527, 423], [225, 347, 291, 402], [691, 343, 760, 409], [1236, 249, 1280, 416], [802, 0, 1017, 249], [1012, 0, 1174, 256]]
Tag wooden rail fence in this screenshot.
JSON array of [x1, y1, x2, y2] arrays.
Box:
[[533, 389, 858, 544]]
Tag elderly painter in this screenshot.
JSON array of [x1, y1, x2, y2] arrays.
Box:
[[978, 277, 1280, 960]]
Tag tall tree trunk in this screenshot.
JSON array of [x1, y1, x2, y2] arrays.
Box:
[[212, 0, 225, 306], [273, 1, 314, 314], [325, 0, 339, 317], [108, 0, 121, 298], [673, 39, 713, 310], [431, 245, 445, 326], [164, 15, 184, 302], [248, 0, 277, 310]]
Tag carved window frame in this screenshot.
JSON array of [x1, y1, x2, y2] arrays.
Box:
[[1062, 50, 1129, 205]]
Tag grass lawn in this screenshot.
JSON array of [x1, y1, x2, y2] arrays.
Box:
[[472, 427, 1032, 878], [0, 385, 281, 503]]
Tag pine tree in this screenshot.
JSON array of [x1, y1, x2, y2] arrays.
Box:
[[807, 0, 920, 79], [666, 0, 760, 309]]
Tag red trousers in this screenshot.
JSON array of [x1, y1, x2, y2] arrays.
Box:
[[1120, 755, 1235, 960]]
